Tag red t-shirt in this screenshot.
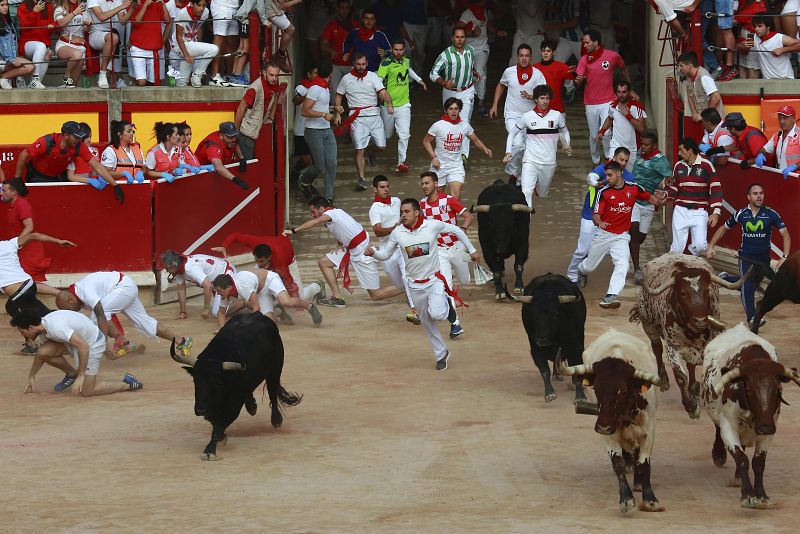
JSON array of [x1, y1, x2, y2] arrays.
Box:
[[8, 196, 33, 234], [8, 197, 50, 279], [17, 2, 54, 50], [594, 182, 650, 234], [27, 133, 96, 177], [195, 132, 237, 165], [576, 49, 625, 105], [221, 232, 298, 295], [130, 2, 169, 51], [243, 78, 286, 109], [321, 18, 359, 66], [72, 145, 99, 175], [533, 60, 575, 113]]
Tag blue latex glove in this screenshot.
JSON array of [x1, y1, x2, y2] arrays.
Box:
[[199, 164, 215, 172], [755, 153, 766, 168], [87, 177, 107, 190], [173, 167, 186, 177], [120, 170, 134, 183], [134, 170, 145, 183], [161, 172, 175, 183], [189, 165, 202, 173], [782, 163, 798, 179], [698, 143, 712, 153]]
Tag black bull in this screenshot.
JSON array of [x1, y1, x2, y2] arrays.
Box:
[[507, 273, 587, 403], [172, 312, 302, 460], [472, 180, 533, 299], [752, 251, 800, 334]]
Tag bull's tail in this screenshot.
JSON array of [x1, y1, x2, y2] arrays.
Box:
[[264, 376, 303, 428], [277, 386, 303, 407], [629, 303, 642, 324]]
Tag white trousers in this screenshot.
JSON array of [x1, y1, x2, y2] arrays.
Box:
[[97, 277, 158, 337], [567, 218, 597, 282], [442, 86, 474, 157], [439, 243, 470, 324], [404, 22, 427, 72], [510, 31, 543, 65], [472, 48, 489, 101], [520, 161, 556, 207], [129, 46, 165, 83], [170, 42, 218, 86], [504, 116, 524, 177], [289, 260, 321, 302], [555, 37, 583, 63], [381, 103, 411, 165], [409, 279, 450, 362], [670, 205, 709, 256], [381, 249, 414, 308], [585, 102, 612, 165], [578, 229, 631, 296], [24, 41, 50, 80]]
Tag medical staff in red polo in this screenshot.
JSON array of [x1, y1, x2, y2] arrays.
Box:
[[196, 122, 250, 189], [283, 196, 404, 308], [365, 198, 481, 371], [503, 85, 571, 208], [55, 271, 193, 358], [756, 105, 800, 178], [698, 108, 735, 166], [578, 161, 664, 309], [145, 122, 182, 182], [595, 80, 646, 171], [160, 250, 235, 320], [423, 97, 493, 199]]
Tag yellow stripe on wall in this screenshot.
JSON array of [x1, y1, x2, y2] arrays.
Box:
[[0, 113, 101, 145], [130, 112, 235, 151], [724, 104, 761, 129]]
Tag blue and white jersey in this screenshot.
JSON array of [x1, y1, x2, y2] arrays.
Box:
[[725, 206, 785, 258], [581, 163, 635, 221], [545, 0, 589, 43]]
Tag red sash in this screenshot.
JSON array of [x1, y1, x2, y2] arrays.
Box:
[[337, 230, 368, 291], [413, 271, 468, 308], [334, 106, 377, 136]]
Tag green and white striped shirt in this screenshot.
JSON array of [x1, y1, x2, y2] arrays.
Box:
[[429, 45, 476, 90]]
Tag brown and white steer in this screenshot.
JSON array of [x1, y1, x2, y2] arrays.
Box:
[[558, 329, 663, 514], [630, 252, 746, 419], [700, 324, 800, 508]]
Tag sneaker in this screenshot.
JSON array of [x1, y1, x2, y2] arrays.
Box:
[[244, 395, 257, 415], [313, 279, 327, 303], [29, 77, 46, 90], [297, 181, 319, 200], [355, 177, 368, 191], [176, 336, 193, 358], [633, 270, 644, 285], [710, 66, 724, 80], [98, 71, 109, 89], [227, 74, 249, 87], [449, 323, 464, 338], [436, 351, 450, 371], [447, 298, 457, 324], [406, 311, 421, 325], [318, 296, 346, 308], [719, 66, 739, 82], [748, 318, 766, 329], [578, 273, 588, 288], [599, 294, 621, 309], [122, 372, 144, 390], [276, 49, 292, 73], [190, 73, 203, 88], [717, 271, 733, 281], [479, 105, 488, 118], [59, 76, 75, 88], [0, 78, 12, 90], [396, 162, 409, 173], [54, 374, 77, 392], [209, 73, 230, 87], [20, 343, 38, 355], [308, 303, 323, 326], [16, 76, 26, 88], [277, 305, 293, 323]]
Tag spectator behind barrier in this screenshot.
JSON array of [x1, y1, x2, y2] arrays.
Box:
[[17, 0, 54, 89], [177, 122, 201, 169], [0, 0, 35, 90], [66, 122, 102, 186], [53, 0, 91, 89]]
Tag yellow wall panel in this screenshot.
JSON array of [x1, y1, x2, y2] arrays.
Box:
[[130, 111, 235, 151], [0, 113, 100, 145], [724, 104, 761, 129]]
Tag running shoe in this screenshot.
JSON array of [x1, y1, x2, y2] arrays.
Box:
[[449, 323, 464, 338], [29, 77, 46, 90], [97, 71, 109, 89], [396, 162, 409, 173], [227, 74, 249, 87], [20, 343, 37, 355], [313, 279, 327, 303], [176, 337, 193, 358], [406, 311, 421, 325], [633, 270, 644, 285], [54, 374, 77, 392], [190, 73, 203, 88], [245, 395, 257, 415], [436, 351, 450, 371], [563, 82, 576, 104], [710, 66, 724, 80], [15, 76, 26, 88], [748, 317, 766, 329], [122, 372, 144, 390], [308, 303, 323, 326], [355, 177, 368, 191], [578, 273, 588, 288], [277, 305, 293, 323], [318, 296, 346, 308], [59, 76, 76, 88], [209, 74, 230, 87], [0, 78, 11, 90], [599, 294, 621, 309]]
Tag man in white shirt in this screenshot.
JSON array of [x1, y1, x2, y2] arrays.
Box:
[[160, 250, 235, 320], [14, 309, 143, 396], [457, 1, 492, 117], [699, 107, 735, 166], [747, 13, 800, 80], [366, 198, 480, 370], [334, 52, 394, 191], [504, 85, 572, 207], [87, 0, 135, 88], [650, 0, 700, 39], [283, 196, 405, 307], [509, 0, 546, 65], [595, 80, 646, 170], [422, 97, 493, 199], [170, 0, 218, 87], [490, 44, 546, 182], [299, 62, 337, 202]]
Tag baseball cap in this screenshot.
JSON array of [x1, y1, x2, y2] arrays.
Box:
[[62, 121, 88, 139], [777, 105, 796, 117], [724, 112, 745, 127], [219, 122, 238, 137]]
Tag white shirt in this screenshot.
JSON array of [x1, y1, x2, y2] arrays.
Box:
[[515, 0, 545, 37], [336, 72, 384, 117], [171, 5, 208, 50], [372, 219, 476, 283], [223, 271, 259, 307], [368, 196, 401, 247], [508, 108, 569, 165], [459, 8, 489, 52], [764, 125, 800, 169], [304, 84, 331, 130], [74, 271, 123, 309], [702, 121, 735, 156], [173, 254, 231, 285], [755, 33, 795, 80], [54, 5, 91, 41], [499, 65, 546, 118], [165, 0, 182, 18], [608, 99, 647, 151], [652, 0, 695, 23], [324, 208, 369, 255], [427, 119, 474, 169], [42, 310, 103, 347], [145, 143, 181, 170], [87, 0, 126, 36], [0, 238, 32, 291], [293, 84, 308, 136], [101, 145, 137, 170]]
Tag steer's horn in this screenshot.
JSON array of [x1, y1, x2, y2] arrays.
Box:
[[557, 359, 594, 376], [558, 295, 579, 304], [170, 338, 196, 366], [707, 316, 727, 330], [633, 369, 662, 387], [470, 204, 491, 213], [711, 266, 753, 290], [221, 361, 245, 371], [784, 368, 800, 388], [712, 367, 742, 397], [503, 284, 533, 303], [642, 279, 675, 296], [511, 203, 535, 214]]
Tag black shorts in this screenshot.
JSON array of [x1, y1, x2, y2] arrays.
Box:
[[293, 135, 310, 157], [5, 280, 51, 319], [239, 18, 249, 38]]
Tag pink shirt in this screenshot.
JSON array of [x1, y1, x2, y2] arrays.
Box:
[[576, 49, 625, 106]]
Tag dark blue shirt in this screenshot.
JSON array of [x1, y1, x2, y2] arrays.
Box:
[[402, 0, 427, 25], [343, 28, 392, 71], [581, 163, 635, 220], [725, 206, 785, 258], [371, 1, 405, 42]]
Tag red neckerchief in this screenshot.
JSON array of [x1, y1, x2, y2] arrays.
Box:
[[188, 6, 201, 21], [310, 75, 329, 88], [516, 64, 533, 85], [641, 149, 661, 161], [761, 31, 779, 42], [177, 254, 188, 274], [534, 106, 548, 117], [67, 284, 83, 304], [350, 68, 367, 79], [467, 4, 486, 20], [404, 216, 424, 231], [440, 114, 461, 124], [357, 26, 377, 41], [300, 77, 314, 88], [586, 45, 604, 63], [373, 194, 391, 205]]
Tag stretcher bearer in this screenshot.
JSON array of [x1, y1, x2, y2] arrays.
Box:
[[366, 198, 480, 370], [283, 197, 404, 308], [504, 85, 571, 208], [160, 250, 235, 320]]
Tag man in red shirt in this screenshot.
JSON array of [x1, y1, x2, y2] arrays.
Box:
[[195, 122, 249, 189], [14, 122, 124, 203], [577, 161, 664, 309], [129, 0, 171, 87], [724, 112, 768, 168], [534, 39, 575, 113], [320, 0, 358, 100]]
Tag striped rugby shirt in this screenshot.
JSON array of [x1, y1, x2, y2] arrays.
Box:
[[668, 155, 723, 214], [429, 45, 477, 90]]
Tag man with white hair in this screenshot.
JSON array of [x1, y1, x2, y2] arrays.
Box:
[[160, 250, 235, 320]]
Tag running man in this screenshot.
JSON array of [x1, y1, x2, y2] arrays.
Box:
[[14, 309, 143, 396], [595, 80, 646, 170], [419, 171, 474, 338], [578, 161, 664, 309], [707, 184, 791, 329], [334, 52, 394, 191], [283, 196, 404, 307], [489, 43, 546, 183], [159, 250, 235, 320], [365, 198, 481, 370], [504, 85, 571, 207], [423, 97, 493, 199], [377, 39, 427, 173]]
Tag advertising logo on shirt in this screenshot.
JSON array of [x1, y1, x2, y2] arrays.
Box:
[[444, 133, 463, 152], [602, 61, 610, 70], [744, 219, 768, 239], [405, 242, 430, 258]]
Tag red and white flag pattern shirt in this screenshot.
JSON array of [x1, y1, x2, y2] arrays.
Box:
[[508, 108, 569, 165], [420, 194, 467, 248], [427, 119, 474, 170]]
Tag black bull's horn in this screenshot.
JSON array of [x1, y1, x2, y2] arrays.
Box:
[[502, 284, 578, 304], [469, 203, 535, 214]]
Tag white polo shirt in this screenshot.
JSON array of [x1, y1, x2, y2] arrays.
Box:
[[509, 108, 568, 165], [42, 310, 103, 347], [324, 208, 369, 254], [368, 196, 401, 247], [609, 99, 647, 151], [336, 71, 384, 117], [498, 65, 546, 118], [0, 238, 32, 291]]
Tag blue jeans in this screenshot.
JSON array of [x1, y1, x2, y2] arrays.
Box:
[[721, 254, 774, 322], [300, 127, 338, 200], [700, 0, 720, 71]]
